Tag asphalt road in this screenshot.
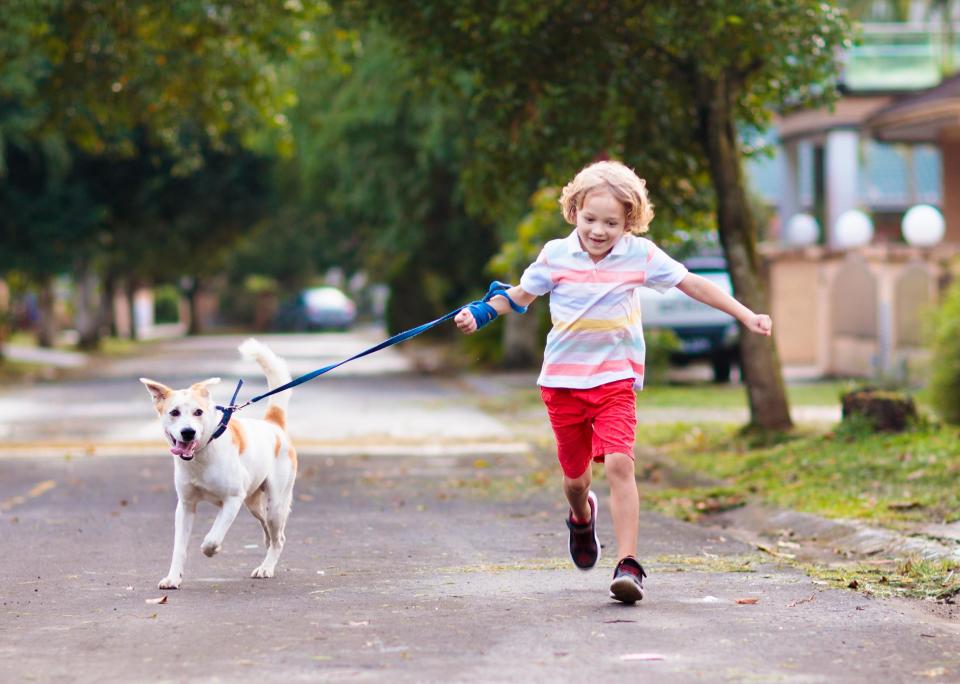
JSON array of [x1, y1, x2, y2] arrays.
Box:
[[0, 332, 957, 682]]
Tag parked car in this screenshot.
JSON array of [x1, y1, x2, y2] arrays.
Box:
[[637, 255, 739, 382], [273, 286, 357, 331]]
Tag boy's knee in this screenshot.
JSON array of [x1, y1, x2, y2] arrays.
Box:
[[563, 473, 591, 495], [605, 452, 635, 480]]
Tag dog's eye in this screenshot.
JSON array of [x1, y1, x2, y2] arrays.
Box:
[[170, 409, 180, 417], [193, 409, 203, 417]]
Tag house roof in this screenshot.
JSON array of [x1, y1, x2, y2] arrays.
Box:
[[865, 74, 960, 143]]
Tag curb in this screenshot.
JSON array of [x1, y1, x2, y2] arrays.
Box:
[[708, 503, 960, 563], [0, 438, 532, 460]]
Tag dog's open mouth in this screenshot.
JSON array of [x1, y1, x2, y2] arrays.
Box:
[[169, 437, 199, 460]]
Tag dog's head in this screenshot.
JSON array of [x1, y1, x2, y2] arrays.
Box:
[[140, 377, 222, 461]]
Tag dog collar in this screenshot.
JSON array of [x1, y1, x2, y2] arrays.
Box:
[[208, 379, 245, 444]]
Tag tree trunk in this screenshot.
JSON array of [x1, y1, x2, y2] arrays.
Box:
[[36, 275, 59, 348], [697, 74, 792, 431], [100, 272, 117, 339], [187, 277, 204, 336], [0, 278, 9, 362], [74, 258, 102, 350]]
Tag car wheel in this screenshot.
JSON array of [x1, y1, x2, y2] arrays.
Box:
[[711, 354, 732, 384]]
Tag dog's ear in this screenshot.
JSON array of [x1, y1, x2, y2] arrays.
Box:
[[140, 378, 173, 406], [190, 377, 221, 398]]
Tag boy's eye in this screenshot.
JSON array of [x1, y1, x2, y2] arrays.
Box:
[[193, 409, 203, 417], [170, 409, 180, 417]]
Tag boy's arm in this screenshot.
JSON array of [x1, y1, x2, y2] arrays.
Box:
[[455, 286, 537, 335], [675, 273, 772, 336]]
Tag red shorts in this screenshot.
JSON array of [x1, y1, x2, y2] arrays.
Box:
[[540, 378, 637, 479]]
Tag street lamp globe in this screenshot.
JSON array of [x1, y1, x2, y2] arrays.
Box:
[[902, 204, 945, 247], [785, 213, 819, 246], [834, 209, 873, 249]]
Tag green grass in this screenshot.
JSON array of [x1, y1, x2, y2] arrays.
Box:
[[803, 557, 960, 601], [649, 421, 960, 526], [479, 379, 867, 414]]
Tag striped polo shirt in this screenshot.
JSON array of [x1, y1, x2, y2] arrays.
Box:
[[519, 230, 688, 390]]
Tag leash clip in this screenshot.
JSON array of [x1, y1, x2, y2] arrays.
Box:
[[209, 379, 245, 442]]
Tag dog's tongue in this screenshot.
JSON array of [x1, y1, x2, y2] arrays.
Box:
[[170, 440, 199, 458]]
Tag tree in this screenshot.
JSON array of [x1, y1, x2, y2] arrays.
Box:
[[338, 1, 851, 430], [0, 1, 335, 349], [239, 28, 499, 332]]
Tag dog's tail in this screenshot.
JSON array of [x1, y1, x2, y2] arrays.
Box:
[[239, 338, 293, 430]]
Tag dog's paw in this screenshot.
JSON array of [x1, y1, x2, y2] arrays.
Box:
[[250, 564, 275, 579], [158, 576, 181, 590], [200, 539, 222, 557]]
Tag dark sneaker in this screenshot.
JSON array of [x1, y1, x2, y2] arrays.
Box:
[[610, 556, 646, 603], [566, 490, 600, 570]]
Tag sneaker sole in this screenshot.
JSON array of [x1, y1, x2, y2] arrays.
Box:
[[571, 491, 601, 571], [609, 576, 644, 604]]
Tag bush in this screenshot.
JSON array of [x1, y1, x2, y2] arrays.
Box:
[[644, 328, 681, 385], [928, 277, 960, 424], [153, 284, 181, 324]]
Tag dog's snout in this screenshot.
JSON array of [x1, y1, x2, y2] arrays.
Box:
[[180, 428, 197, 442]]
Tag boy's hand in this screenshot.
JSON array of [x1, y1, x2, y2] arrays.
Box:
[[455, 308, 478, 334], [746, 314, 773, 336]]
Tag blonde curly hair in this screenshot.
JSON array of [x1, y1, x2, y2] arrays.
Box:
[[559, 161, 655, 235]]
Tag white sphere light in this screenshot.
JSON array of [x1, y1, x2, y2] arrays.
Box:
[[902, 204, 945, 247], [834, 209, 874, 249], [785, 213, 820, 246]]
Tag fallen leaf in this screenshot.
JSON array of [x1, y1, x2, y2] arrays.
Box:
[[736, 598, 759, 605], [756, 543, 796, 560], [620, 653, 664, 661], [787, 594, 816, 608], [145, 596, 168, 605], [918, 667, 946, 678], [848, 579, 860, 589]]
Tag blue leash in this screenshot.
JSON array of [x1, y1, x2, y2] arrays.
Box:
[[209, 281, 527, 441]]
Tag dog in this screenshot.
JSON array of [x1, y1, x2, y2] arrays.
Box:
[[140, 339, 297, 589]]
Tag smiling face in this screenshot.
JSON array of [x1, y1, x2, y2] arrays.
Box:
[[140, 377, 221, 460], [575, 188, 628, 262]]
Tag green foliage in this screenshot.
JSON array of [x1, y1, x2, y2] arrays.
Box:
[[643, 329, 682, 387], [927, 276, 960, 424], [0, 0, 332, 160], [153, 284, 180, 324], [248, 27, 499, 331]]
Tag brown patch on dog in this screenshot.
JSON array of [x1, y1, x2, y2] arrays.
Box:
[[274, 434, 281, 458], [264, 406, 286, 430], [229, 421, 247, 454], [288, 444, 297, 469]]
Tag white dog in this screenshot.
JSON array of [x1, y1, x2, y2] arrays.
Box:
[[140, 339, 296, 589]]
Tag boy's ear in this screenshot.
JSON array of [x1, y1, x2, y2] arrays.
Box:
[[140, 378, 173, 406], [190, 377, 221, 397]]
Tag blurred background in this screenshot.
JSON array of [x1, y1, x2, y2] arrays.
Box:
[[4, 0, 960, 410]]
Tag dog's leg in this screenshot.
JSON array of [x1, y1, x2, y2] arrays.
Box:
[[200, 496, 244, 557], [245, 489, 272, 548], [159, 500, 196, 590], [251, 487, 292, 579]]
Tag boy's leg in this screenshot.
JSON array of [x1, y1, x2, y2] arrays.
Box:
[[563, 466, 593, 524], [604, 451, 639, 560]]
